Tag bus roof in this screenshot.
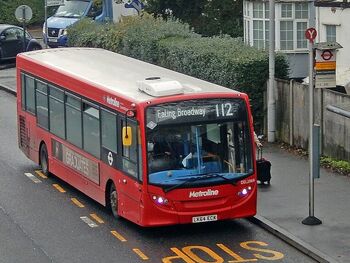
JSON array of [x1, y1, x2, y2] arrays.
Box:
[[19, 48, 240, 103]]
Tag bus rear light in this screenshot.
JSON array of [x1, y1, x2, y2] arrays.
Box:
[[237, 186, 252, 197], [152, 195, 169, 205]]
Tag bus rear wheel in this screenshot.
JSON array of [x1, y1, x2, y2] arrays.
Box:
[[109, 183, 119, 218], [40, 143, 49, 176]]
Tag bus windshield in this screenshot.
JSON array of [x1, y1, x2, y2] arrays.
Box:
[[146, 99, 253, 190], [54, 0, 90, 18]]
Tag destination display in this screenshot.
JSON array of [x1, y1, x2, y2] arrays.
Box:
[[146, 99, 246, 128]]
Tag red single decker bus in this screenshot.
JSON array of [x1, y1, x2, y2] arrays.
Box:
[[17, 48, 257, 226]]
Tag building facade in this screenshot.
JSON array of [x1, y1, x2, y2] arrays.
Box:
[[315, 1, 350, 92], [244, 0, 350, 90], [243, 0, 312, 79]]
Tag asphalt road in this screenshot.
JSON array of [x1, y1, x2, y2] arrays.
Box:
[[0, 89, 317, 263]]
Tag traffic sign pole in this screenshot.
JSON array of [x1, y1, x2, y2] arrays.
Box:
[[45, 0, 48, 48], [22, 7, 26, 51], [302, 28, 322, 226], [15, 5, 33, 51]]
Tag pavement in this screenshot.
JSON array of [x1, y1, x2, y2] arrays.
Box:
[[0, 65, 349, 263]]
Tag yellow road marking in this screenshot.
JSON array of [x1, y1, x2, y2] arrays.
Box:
[[133, 248, 149, 260], [217, 244, 257, 262], [35, 170, 48, 179], [52, 184, 66, 193], [71, 198, 85, 208], [111, 230, 127, 242], [90, 213, 104, 224]]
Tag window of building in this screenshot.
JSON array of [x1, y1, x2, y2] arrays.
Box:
[[264, 2, 269, 18], [295, 2, 308, 19], [36, 80, 48, 129], [280, 21, 294, 50], [326, 25, 336, 42], [66, 94, 82, 148], [83, 102, 100, 158], [101, 109, 117, 153], [253, 2, 263, 18], [265, 20, 270, 49], [281, 3, 293, 18], [251, 2, 269, 50], [297, 22, 307, 48], [49, 86, 65, 138], [247, 20, 250, 44], [253, 20, 264, 49]]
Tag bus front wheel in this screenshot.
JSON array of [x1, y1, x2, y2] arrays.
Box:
[[109, 182, 119, 219], [40, 143, 49, 176]]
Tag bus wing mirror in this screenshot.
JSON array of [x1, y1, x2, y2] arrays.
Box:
[[122, 126, 132, 146]]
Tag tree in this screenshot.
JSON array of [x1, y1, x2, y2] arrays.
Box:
[[145, 0, 243, 37]]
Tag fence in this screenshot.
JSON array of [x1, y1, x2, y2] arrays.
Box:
[[273, 79, 350, 162]]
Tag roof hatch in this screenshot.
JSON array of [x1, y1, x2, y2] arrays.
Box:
[[137, 77, 184, 97]]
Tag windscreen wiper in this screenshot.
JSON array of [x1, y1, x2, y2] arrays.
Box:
[[163, 173, 237, 193], [200, 173, 238, 186], [163, 175, 211, 193]]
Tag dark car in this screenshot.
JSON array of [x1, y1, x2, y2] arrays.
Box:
[[0, 24, 42, 62]]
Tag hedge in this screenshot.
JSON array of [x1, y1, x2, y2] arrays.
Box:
[[67, 15, 289, 132]]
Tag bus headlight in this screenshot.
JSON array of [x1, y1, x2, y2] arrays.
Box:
[[237, 186, 252, 197], [152, 195, 168, 205]]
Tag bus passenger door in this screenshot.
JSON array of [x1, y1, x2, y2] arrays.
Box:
[[118, 170, 142, 223], [118, 119, 142, 223]]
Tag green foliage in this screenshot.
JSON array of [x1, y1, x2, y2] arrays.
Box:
[[68, 14, 199, 62], [117, 14, 199, 63], [157, 36, 288, 128], [0, 0, 47, 26], [321, 157, 350, 176], [145, 0, 243, 37], [68, 14, 289, 130]]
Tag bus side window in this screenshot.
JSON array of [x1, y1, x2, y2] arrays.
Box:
[[82, 102, 100, 158], [101, 109, 117, 153], [49, 86, 65, 139], [36, 80, 49, 129], [66, 94, 82, 148], [24, 75, 36, 114]]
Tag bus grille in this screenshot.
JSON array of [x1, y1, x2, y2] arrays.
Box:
[[19, 115, 29, 155]]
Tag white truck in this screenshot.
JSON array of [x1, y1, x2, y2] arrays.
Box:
[[43, 0, 144, 47]]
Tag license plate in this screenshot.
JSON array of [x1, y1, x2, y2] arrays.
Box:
[[48, 38, 58, 43], [192, 214, 217, 223]]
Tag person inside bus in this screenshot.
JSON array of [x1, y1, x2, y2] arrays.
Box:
[[149, 136, 182, 173]]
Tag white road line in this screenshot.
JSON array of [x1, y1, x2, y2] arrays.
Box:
[[25, 173, 42, 183], [80, 216, 99, 228]]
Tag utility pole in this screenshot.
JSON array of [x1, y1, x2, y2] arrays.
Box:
[[268, 0, 276, 142]]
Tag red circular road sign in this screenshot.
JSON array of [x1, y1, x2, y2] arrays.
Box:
[[305, 27, 317, 43], [321, 49, 333, 61]]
